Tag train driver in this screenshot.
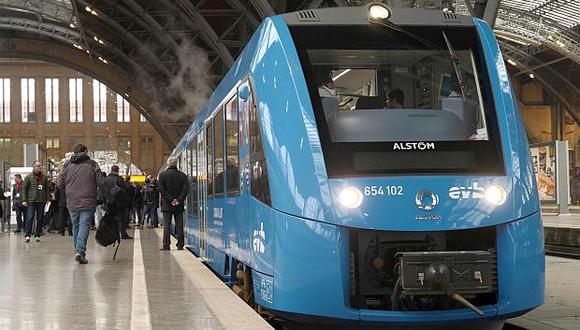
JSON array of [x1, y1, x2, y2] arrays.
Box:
[[385, 88, 404, 109]]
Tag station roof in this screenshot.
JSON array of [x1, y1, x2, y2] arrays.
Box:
[[0, 0, 578, 146]]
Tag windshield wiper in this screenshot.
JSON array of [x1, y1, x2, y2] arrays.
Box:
[[442, 31, 466, 100], [369, 19, 470, 100]]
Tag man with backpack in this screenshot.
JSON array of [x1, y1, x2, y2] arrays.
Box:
[[58, 144, 104, 264], [103, 165, 132, 239], [22, 161, 50, 242], [158, 157, 188, 250], [141, 176, 159, 228]]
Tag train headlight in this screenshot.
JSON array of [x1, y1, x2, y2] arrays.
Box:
[[485, 185, 507, 206], [339, 187, 363, 209], [368, 4, 391, 20]]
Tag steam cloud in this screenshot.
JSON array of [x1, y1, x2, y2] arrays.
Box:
[[142, 41, 213, 125]]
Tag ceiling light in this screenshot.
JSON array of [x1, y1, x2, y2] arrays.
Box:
[[507, 59, 517, 66], [69, 23, 76, 29], [529, 73, 535, 79], [85, 6, 91, 12]]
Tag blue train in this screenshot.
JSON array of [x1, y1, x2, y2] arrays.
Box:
[[167, 3, 544, 327]]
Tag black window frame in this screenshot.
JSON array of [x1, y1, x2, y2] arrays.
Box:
[[206, 120, 214, 198], [214, 107, 225, 197], [247, 78, 271, 206], [289, 25, 505, 177]]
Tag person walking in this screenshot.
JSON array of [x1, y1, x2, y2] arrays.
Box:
[[131, 182, 144, 228], [158, 157, 188, 250], [22, 161, 50, 242], [141, 176, 159, 228], [103, 165, 132, 239], [11, 174, 27, 233], [54, 181, 72, 236], [57, 144, 104, 264]]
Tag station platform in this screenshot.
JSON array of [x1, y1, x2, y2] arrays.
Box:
[[0, 228, 271, 330]]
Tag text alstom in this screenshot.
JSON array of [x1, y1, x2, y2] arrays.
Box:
[[393, 142, 435, 151]]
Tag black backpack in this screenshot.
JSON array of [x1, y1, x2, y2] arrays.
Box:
[[95, 210, 121, 260], [144, 185, 156, 204], [110, 182, 130, 209]]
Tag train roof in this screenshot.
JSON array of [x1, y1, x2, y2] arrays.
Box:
[[281, 5, 475, 27]]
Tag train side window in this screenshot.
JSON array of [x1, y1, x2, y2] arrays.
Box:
[[248, 82, 271, 206], [197, 132, 204, 217], [214, 108, 225, 197], [225, 94, 239, 196], [191, 137, 198, 217], [206, 121, 214, 198]]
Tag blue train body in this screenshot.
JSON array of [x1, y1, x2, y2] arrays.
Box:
[[168, 4, 544, 326]]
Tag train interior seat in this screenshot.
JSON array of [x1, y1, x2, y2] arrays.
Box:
[[355, 96, 385, 110]]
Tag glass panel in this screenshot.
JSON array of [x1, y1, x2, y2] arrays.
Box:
[[93, 79, 107, 122], [69, 78, 83, 123], [21, 78, 35, 123], [214, 109, 225, 196], [192, 136, 198, 217], [45, 78, 59, 123], [0, 78, 10, 123], [206, 122, 213, 198], [225, 95, 239, 194], [290, 25, 503, 176]]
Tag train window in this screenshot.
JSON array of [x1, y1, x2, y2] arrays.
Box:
[[248, 81, 271, 205], [190, 137, 198, 217], [197, 132, 204, 217], [206, 121, 213, 198], [225, 94, 240, 195], [214, 108, 225, 196], [290, 25, 503, 176]]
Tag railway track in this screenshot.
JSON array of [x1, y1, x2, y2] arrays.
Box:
[[545, 244, 580, 259]]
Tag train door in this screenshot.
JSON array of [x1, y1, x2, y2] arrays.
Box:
[[197, 130, 207, 258]]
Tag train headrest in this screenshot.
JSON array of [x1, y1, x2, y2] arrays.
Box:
[[355, 96, 385, 110]]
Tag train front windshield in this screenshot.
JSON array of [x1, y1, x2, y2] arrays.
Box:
[[290, 25, 504, 177]]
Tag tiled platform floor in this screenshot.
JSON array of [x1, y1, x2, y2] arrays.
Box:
[[0, 228, 269, 330]]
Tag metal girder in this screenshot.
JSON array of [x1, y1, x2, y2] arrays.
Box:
[[500, 42, 579, 123], [482, 0, 500, 28], [0, 37, 176, 148], [249, 0, 276, 18], [0, 15, 138, 75], [513, 56, 569, 77], [77, 0, 173, 78], [112, 0, 179, 51], [0, 16, 79, 42], [532, 0, 576, 17], [223, 0, 260, 28], [170, 0, 235, 68], [496, 6, 580, 64], [0, 0, 74, 24]]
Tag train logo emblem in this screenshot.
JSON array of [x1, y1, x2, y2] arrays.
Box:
[[253, 222, 266, 254], [415, 190, 439, 211]]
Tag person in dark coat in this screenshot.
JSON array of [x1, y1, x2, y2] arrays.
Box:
[[131, 182, 144, 228], [22, 161, 50, 242], [11, 174, 27, 233], [0, 184, 6, 227], [54, 183, 72, 236], [103, 165, 133, 239], [141, 176, 159, 228], [57, 144, 104, 264], [158, 156, 188, 250]]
